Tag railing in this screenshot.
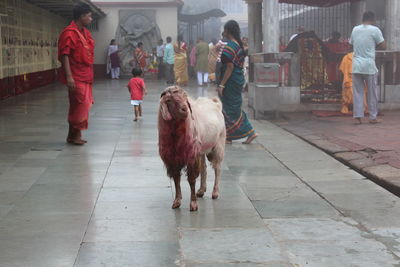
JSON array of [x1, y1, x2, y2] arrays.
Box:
[[279, 3, 351, 43], [249, 50, 400, 104]]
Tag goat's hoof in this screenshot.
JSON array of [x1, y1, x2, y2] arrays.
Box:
[[196, 190, 205, 198], [190, 201, 198, 211], [212, 192, 219, 199], [172, 199, 181, 209]]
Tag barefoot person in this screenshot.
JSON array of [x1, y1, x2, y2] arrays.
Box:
[[217, 20, 258, 144], [128, 68, 147, 122], [58, 3, 95, 145], [350, 11, 386, 124]]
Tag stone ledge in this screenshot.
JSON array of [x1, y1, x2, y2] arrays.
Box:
[[279, 128, 400, 197]]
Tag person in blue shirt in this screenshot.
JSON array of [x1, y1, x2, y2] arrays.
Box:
[[350, 11, 386, 124], [163, 36, 175, 85]]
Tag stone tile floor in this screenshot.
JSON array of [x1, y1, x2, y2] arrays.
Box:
[[0, 79, 399, 266], [276, 112, 400, 196]]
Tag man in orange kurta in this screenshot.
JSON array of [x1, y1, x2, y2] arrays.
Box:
[[58, 3, 95, 145], [339, 52, 368, 115]]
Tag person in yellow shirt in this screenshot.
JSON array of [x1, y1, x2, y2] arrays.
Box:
[[339, 52, 368, 115]]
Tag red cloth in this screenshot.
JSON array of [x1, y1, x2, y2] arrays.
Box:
[[58, 21, 95, 84], [135, 48, 148, 69], [68, 82, 93, 130], [325, 42, 350, 83], [128, 77, 145, 101]]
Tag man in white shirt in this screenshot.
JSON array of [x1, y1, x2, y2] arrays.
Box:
[[156, 39, 165, 80], [163, 37, 175, 85], [350, 11, 386, 124]]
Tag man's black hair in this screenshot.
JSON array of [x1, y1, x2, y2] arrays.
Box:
[[137, 42, 143, 47], [73, 3, 92, 20], [362, 11, 375, 22], [132, 68, 143, 77], [166, 37, 172, 43]]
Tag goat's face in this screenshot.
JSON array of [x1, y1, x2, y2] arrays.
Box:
[[160, 86, 191, 121]]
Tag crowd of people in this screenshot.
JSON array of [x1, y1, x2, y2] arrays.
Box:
[[107, 33, 250, 90], [58, 3, 257, 145], [59, 1, 384, 147]]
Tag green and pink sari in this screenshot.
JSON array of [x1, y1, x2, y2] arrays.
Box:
[[220, 40, 256, 141]]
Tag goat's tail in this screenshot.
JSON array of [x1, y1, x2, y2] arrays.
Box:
[[211, 97, 223, 111]]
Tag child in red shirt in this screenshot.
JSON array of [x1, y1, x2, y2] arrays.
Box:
[[128, 68, 147, 121]]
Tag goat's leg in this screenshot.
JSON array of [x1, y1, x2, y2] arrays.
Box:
[[187, 161, 200, 211], [196, 155, 207, 198], [209, 142, 224, 200], [188, 177, 198, 211], [212, 164, 221, 199], [172, 175, 182, 209]]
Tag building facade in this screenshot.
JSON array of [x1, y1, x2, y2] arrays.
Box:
[[92, 0, 182, 77]]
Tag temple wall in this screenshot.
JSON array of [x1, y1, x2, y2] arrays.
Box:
[[0, 0, 66, 99]]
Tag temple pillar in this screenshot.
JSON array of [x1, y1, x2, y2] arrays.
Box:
[[386, 0, 400, 50], [350, 0, 366, 28], [246, 0, 263, 54], [263, 0, 279, 53]]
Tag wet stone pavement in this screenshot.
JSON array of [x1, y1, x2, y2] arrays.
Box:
[[275, 112, 400, 196], [0, 79, 399, 266]]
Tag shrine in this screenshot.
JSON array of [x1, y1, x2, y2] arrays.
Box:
[[91, 0, 182, 77], [244, 0, 400, 117]]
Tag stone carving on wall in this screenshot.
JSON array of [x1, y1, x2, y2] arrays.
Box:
[[116, 10, 162, 74]]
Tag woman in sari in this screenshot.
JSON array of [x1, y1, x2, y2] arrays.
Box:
[[107, 39, 120, 79], [217, 20, 258, 144], [134, 42, 149, 74], [173, 35, 189, 86]]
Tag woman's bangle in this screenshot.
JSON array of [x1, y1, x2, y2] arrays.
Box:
[[219, 84, 225, 88]]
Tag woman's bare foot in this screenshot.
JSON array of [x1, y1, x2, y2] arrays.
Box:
[[225, 140, 232, 144], [243, 133, 258, 144], [67, 138, 86, 146]]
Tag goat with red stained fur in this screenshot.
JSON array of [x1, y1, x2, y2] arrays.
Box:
[[158, 86, 226, 211]]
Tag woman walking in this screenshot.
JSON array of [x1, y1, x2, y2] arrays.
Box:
[[217, 20, 258, 144], [173, 35, 189, 86], [107, 39, 120, 79]]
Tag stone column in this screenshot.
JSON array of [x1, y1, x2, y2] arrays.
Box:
[[386, 0, 400, 50], [263, 0, 279, 53], [350, 0, 366, 28], [246, 0, 263, 54]]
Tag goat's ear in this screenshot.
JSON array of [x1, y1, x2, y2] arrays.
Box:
[[187, 100, 193, 114], [160, 97, 172, 121], [187, 100, 194, 120]]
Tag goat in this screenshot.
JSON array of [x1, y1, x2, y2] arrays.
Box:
[[158, 86, 226, 211]]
